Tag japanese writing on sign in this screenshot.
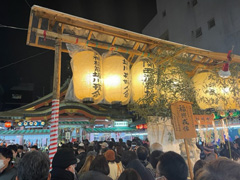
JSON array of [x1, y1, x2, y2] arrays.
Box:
[[193, 115, 213, 126], [171, 101, 197, 139], [142, 60, 155, 97], [92, 54, 101, 98], [122, 59, 129, 98]]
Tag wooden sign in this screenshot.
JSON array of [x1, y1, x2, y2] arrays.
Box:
[[193, 115, 214, 126], [171, 101, 197, 139]]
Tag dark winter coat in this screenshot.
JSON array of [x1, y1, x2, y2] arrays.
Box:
[[126, 159, 155, 180], [0, 165, 17, 180], [51, 167, 75, 180], [78, 170, 112, 180]]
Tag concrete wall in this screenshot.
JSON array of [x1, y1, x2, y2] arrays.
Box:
[[142, 0, 240, 54]]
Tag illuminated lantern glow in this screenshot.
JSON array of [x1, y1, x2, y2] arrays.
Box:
[[192, 70, 240, 110], [138, 124, 143, 129], [71, 49, 103, 104], [131, 57, 157, 103], [29, 122, 33, 126], [102, 52, 130, 105], [4, 122, 11, 128], [143, 124, 147, 129]]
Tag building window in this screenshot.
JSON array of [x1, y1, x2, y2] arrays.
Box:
[[208, 18, 215, 29], [195, 27, 202, 38], [192, 0, 198, 6], [162, 10, 166, 17], [159, 30, 169, 40]]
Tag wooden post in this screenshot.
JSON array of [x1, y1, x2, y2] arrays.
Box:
[[184, 139, 194, 180], [49, 39, 62, 169]]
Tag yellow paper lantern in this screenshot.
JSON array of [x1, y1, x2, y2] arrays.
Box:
[[71, 50, 103, 104], [192, 70, 240, 110], [102, 52, 130, 105], [131, 57, 157, 102]]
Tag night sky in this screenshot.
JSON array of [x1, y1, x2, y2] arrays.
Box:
[[0, 0, 157, 109]]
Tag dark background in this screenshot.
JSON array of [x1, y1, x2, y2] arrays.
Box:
[[0, 0, 157, 110]]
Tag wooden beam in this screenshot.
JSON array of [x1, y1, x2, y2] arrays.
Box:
[[87, 31, 93, 40], [111, 37, 117, 45], [26, 11, 34, 45], [128, 42, 140, 62], [35, 18, 42, 45]]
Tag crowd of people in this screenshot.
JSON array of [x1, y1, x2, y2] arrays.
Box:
[[0, 137, 240, 180]]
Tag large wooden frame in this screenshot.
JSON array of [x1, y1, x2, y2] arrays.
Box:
[[27, 5, 240, 76]]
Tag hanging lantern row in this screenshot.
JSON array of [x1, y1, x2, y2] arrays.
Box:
[[136, 124, 147, 130], [18, 121, 45, 127], [70, 48, 162, 105]]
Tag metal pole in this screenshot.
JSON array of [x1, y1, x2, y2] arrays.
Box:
[[49, 39, 62, 169]]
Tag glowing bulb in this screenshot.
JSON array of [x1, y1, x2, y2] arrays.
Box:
[[104, 75, 121, 86]]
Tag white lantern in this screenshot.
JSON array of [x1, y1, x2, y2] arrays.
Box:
[[102, 52, 130, 105], [71, 49, 103, 104], [131, 57, 157, 103]]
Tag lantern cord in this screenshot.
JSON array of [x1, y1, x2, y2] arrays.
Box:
[[0, 50, 51, 70], [0, 24, 27, 31]]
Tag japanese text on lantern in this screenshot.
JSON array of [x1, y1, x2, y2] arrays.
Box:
[[143, 61, 155, 97], [171, 101, 197, 139], [92, 54, 101, 98], [122, 59, 129, 98]]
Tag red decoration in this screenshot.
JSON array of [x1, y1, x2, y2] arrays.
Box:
[[4, 122, 11, 128], [136, 124, 148, 130]]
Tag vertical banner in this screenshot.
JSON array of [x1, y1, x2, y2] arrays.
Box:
[[171, 101, 197, 139], [49, 99, 59, 169]]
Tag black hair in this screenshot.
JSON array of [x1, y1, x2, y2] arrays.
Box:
[[0, 147, 13, 164], [195, 158, 240, 180], [89, 155, 110, 175], [121, 151, 137, 167], [136, 146, 148, 161], [193, 160, 207, 179], [17, 145, 24, 150], [7, 144, 18, 153], [118, 168, 142, 180], [149, 150, 164, 169], [30, 145, 38, 150], [158, 151, 188, 180], [17, 151, 50, 180]]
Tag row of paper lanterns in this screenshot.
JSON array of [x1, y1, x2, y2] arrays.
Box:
[[18, 121, 45, 127], [70, 47, 240, 110]]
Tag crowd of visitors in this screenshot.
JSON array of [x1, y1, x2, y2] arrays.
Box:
[[0, 137, 240, 180]]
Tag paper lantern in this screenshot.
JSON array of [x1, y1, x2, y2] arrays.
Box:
[[71, 49, 103, 104], [192, 71, 240, 110], [4, 122, 11, 128], [131, 57, 157, 102], [102, 52, 130, 105]]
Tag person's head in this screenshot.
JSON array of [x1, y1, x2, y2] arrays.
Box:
[[119, 138, 123, 143], [16, 151, 50, 180], [89, 155, 109, 175], [116, 145, 124, 156], [150, 142, 163, 153], [77, 146, 85, 155], [30, 145, 38, 151], [149, 150, 164, 169], [193, 160, 207, 179], [121, 150, 137, 167], [104, 149, 115, 162], [100, 142, 108, 149], [52, 148, 77, 175], [118, 168, 142, 180], [136, 146, 148, 161], [0, 147, 13, 172], [17, 145, 24, 153], [78, 155, 95, 175], [156, 151, 188, 180], [195, 158, 240, 180], [7, 144, 18, 158]]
